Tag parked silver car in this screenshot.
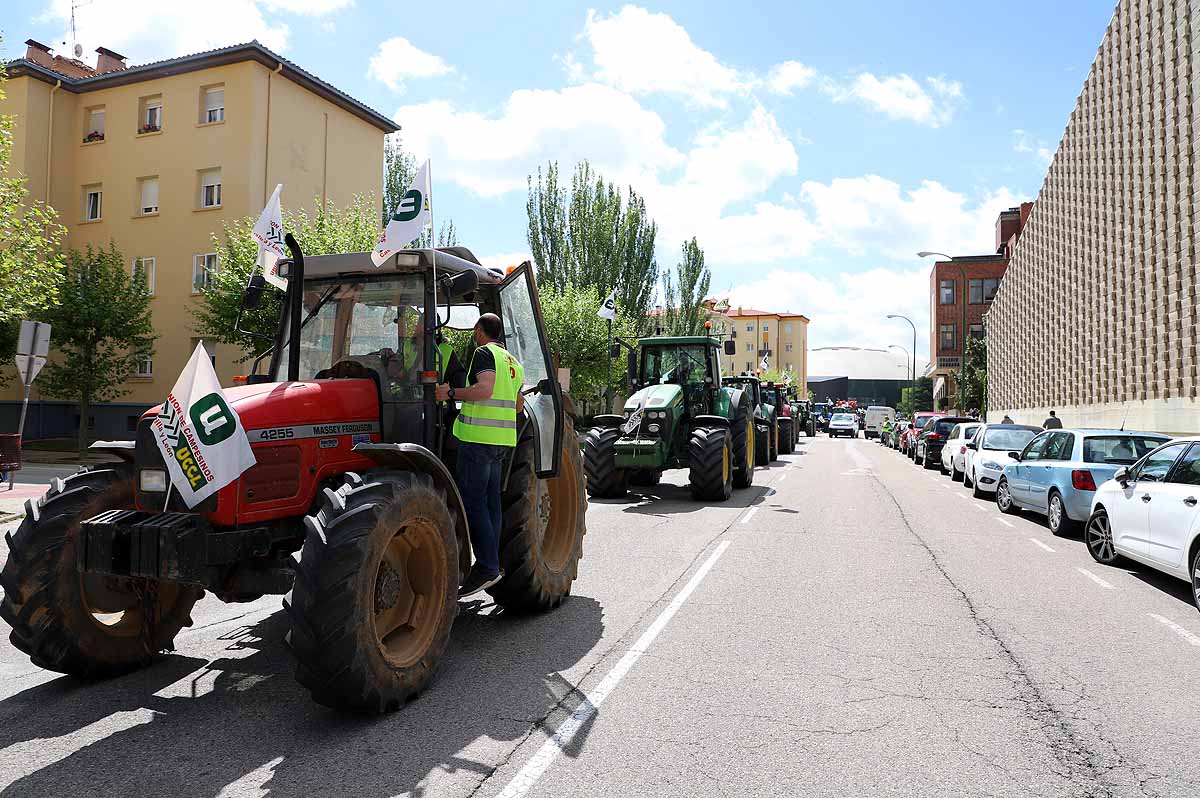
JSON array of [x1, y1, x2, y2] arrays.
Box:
[[995, 429, 1171, 536], [963, 424, 1040, 497]]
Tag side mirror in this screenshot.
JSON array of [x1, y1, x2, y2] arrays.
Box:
[[610, 343, 621, 358], [1007, 451, 1022, 461], [626, 350, 638, 386], [241, 274, 267, 310], [724, 340, 736, 356], [439, 269, 479, 299], [1114, 467, 1130, 485], [966, 441, 977, 450]]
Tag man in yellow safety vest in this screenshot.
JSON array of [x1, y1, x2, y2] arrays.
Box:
[[435, 313, 524, 597]]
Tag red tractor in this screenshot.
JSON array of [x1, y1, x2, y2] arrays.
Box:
[[0, 238, 587, 712]]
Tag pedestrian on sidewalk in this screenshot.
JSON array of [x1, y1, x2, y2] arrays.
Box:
[[1001, 414, 1015, 424], [1042, 410, 1063, 429]]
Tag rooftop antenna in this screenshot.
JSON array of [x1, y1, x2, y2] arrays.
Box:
[[68, 0, 91, 59], [1119, 401, 1131, 432]]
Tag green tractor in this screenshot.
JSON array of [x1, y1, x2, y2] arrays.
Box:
[[790, 393, 817, 437], [761, 383, 796, 455], [722, 374, 780, 466], [584, 336, 756, 500]]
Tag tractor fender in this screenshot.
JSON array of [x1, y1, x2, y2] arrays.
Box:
[[592, 414, 625, 428], [352, 442, 471, 576], [691, 415, 731, 429], [88, 440, 135, 463]]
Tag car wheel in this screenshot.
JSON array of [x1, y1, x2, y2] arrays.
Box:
[[963, 467, 973, 488], [1047, 491, 1077, 537], [1191, 546, 1200, 612], [951, 464, 963, 482], [996, 478, 1019, 514], [1085, 508, 1121, 565]]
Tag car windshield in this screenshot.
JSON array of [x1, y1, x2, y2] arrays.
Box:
[[832, 414, 854, 423], [981, 428, 1037, 451], [1082, 435, 1170, 464], [641, 345, 708, 385]]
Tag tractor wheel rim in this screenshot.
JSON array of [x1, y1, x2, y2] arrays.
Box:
[[1087, 514, 1113, 561], [541, 440, 581, 571], [722, 441, 730, 483], [374, 517, 445, 668], [746, 421, 754, 467]]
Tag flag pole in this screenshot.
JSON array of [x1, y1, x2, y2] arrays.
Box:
[[606, 317, 613, 414], [429, 160, 437, 317]]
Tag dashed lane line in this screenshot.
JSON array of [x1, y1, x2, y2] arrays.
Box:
[[1148, 613, 1200, 647], [777, 473, 788, 483], [740, 506, 759, 524], [493, 540, 732, 798], [1030, 538, 1056, 553], [972, 504, 987, 512], [1076, 567, 1116, 590], [995, 517, 1015, 528]]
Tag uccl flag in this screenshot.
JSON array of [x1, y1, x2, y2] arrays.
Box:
[[251, 184, 288, 290], [597, 287, 617, 320], [152, 343, 256, 508], [373, 160, 432, 267]]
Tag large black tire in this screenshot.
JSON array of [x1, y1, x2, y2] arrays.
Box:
[[807, 420, 816, 437], [583, 426, 628, 498], [489, 417, 587, 611], [689, 426, 733, 501], [0, 467, 200, 678], [754, 422, 771, 466], [778, 419, 794, 454], [287, 470, 459, 713], [768, 415, 780, 461], [731, 394, 755, 489]]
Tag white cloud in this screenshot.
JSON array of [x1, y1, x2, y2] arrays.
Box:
[[573, 5, 748, 106], [368, 36, 454, 93], [1012, 129, 1054, 168], [824, 73, 964, 127], [37, 0, 348, 62], [395, 83, 684, 197], [766, 60, 818, 95]]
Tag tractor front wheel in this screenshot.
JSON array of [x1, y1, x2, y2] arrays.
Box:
[[689, 426, 733, 501], [583, 426, 628, 498], [731, 394, 755, 489], [769, 416, 780, 461], [779, 419, 795, 454], [287, 470, 459, 713], [754, 422, 771, 467], [0, 467, 200, 678], [489, 417, 587, 611]]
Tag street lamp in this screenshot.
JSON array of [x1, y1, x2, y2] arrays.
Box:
[[886, 314, 916, 409], [918, 250, 967, 412]]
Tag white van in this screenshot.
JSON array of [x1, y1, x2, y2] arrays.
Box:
[[864, 406, 895, 439]]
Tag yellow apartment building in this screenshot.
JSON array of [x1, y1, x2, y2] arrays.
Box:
[[707, 302, 809, 387], [1, 39, 397, 439]]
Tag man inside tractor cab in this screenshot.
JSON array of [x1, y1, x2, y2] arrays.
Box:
[[435, 313, 524, 598], [378, 306, 465, 393]]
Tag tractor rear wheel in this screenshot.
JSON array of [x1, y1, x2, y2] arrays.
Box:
[[489, 417, 587, 611], [287, 470, 459, 713], [779, 419, 795, 454], [731, 393, 755, 489], [689, 426, 733, 501], [769, 416, 780, 461], [583, 426, 628, 498], [0, 467, 200, 678]]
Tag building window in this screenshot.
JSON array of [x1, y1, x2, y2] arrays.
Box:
[[201, 85, 225, 124], [785, 343, 793, 352], [745, 362, 752, 372], [83, 184, 102, 221], [191, 338, 217, 367], [133, 257, 156, 295], [745, 323, 753, 332], [762, 322, 769, 331], [193, 253, 218, 293], [139, 94, 163, 133], [135, 356, 153, 377], [969, 323, 984, 339], [939, 323, 956, 351], [969, 277, 1001, 304], [199, 168, 222, 208], [746, 342, 752, 352], [939, 279, 955, 305], [138, 177, 159, 215], [83, 105, 105, 143], [784, 324, 792, 334]]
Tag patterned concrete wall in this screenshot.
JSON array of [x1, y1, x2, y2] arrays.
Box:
[[988, 0, 1200, 434]]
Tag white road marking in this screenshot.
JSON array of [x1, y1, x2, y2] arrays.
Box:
[[1076, 567, 1116, 590], [1148, 613, 1200, 647], [1030, 538, 1056, 552], [494, 541, 732, 798], [777, 473, 788, 483], [955, 493, 969, 500], [846, 443, 871, 469], [740, 507, 759, 524], [995, 517, 1014, 528], [972, 504, 987, 512]]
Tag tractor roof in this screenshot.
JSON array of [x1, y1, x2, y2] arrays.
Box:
[[637, 335, 721, 346], [302, 247, 506, 285]]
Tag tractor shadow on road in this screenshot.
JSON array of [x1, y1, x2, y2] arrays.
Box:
[[0, 594, 606, 798], [606, 482, 777, 517]]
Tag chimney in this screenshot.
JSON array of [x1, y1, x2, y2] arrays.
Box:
[[23, 39, 55, 70], [95, 47, 128, 73]]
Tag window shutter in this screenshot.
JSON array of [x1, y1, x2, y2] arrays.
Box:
[[89, 109, 105, 133], [205, 89, 224, 111], [202, 170, 221, 188], [140, 178, 159, 211]]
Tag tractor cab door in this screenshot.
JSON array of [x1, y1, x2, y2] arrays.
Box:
[[499, 263, 563, 477]]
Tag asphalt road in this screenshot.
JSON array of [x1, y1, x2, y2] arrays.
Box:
[[0, 435, 1198, 797]]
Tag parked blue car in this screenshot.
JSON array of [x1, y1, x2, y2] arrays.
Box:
[[995, 428, 1171, 535]]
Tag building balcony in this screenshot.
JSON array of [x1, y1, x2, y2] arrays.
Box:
[[936, 356, 961, 369]]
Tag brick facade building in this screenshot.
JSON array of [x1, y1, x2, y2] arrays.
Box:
[[987, 0, 1200, 434]]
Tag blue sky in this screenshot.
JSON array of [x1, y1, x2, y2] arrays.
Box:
[[1, 0, 1115, 361]]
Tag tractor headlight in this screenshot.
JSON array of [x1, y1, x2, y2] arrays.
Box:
[[648, 423, 661, 433], [140, 468, 168, 493]]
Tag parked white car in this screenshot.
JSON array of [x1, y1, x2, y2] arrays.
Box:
[[864, 406, 894, 440], [939, 422, 981, 480], [827, 413, 858, 438], [1085, 437, 1200, 610], [963, 424, 1041, 497]]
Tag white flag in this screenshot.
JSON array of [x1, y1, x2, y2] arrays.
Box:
[[373, 160, 432, 267], [622, 396, 647, 435], [151, 343, 257, 508], [251, 184, 288, 290], [760, 354, 770, 371], [597, 287, 617, 320], [783, 372, 792, 386]]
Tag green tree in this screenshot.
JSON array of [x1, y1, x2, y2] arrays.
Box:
[[39, 244, 156, 454], [0, 50, 67, 376], [958, 334, 988, 414], [660, 238, 711, 336], [526, 162, 571, 292], [898, 376, 934, 416], [382, 134, 416, 225]]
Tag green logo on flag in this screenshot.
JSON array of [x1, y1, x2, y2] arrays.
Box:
[[190, 393, 236, 445], [393, 189, 424, 223]]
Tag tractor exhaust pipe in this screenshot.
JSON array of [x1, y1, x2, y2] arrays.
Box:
[[285, 233, 304, 382]]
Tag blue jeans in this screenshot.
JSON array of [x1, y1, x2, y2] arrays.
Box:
[[455, 441, 507, 576]]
